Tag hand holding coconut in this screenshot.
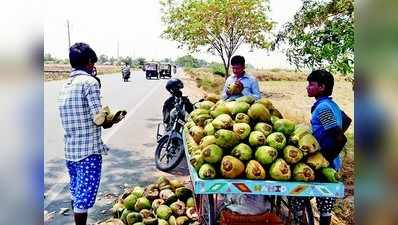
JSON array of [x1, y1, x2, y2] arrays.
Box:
[[94, 106, 127, 129]]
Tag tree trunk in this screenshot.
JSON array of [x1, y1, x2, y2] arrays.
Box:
[[224, 64, 229, 79]]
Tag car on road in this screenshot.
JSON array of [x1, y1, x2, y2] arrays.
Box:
[[143, 62, 159, 79]]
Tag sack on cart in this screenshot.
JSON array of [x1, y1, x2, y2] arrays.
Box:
[[225, 194, 270, 215], [220, 208, 284, 225]]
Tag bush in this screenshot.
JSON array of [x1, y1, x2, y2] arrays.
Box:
[[208, 63, 225, 77]]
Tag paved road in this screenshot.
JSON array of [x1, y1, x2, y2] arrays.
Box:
[[44, 71, 189, 224]]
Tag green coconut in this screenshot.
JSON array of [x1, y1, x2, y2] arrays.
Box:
[[231, 143, 253, 161], [132, 186, 145, 198], [170, 200, 186, 216], [247, 103, 271, 122], [190, 109, 209, 120], [195, 100, 215, 110], [156, 205, 173, 220], [248, 131, 266, 147], [233, 123, 251, 140], [306, 152, 329, 170], [204, 123, 215, 136], [273, 118, 296, 136], [123, 194, 138, 210], [175, 216, 189, 225], [290, 124, 311, 145], [220, 156, 245, 179], [269, 158, 291, 181], [189, 126, 205, 144], [255, 146, 278, 165], [205, 93, 220, 103], [236, 96, 255, 104], [212, 114, 234, 130], [111, 201, 126, 218], [256, 98, 273, 109], [189, 154, 204, 171], [199, 135, 216, 149], [269, 106, 283, 118], [210, 103, 230, 118], [175, 187, 193, 202], [214, 129, 240, 149], [198, 163, 216, 179], [293, 163, 315, 182], [298, 134, 320, 155], [254, 122, 273, 137], [121, 209, 134, 224], [283, 145, 304, 164], [321, 167, 341, 183], [158, 219, 169, 225], [193, 113, 212, 127], [229, 101, 250, 116], [151, 198, 165, 211], [235, 113, 250, 124], [227, 83, 240, 94], [245, 160, 266, 179], [126, 212, 143, 225], [186, 197, 195, 208], [134, 197, 151, 212], [202, 144, 223, 164], [266, 132, 287, 151]]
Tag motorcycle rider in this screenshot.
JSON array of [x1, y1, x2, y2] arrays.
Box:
[[162, 78, 194, 131], [122, 62, 131, 82]]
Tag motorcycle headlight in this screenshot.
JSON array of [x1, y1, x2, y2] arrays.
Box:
[[170, 108, 178, 122]]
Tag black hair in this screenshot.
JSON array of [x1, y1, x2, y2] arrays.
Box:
[[307, 69, 334, 96], [231, 55, 245, 66], [69, 42, 98, 70]]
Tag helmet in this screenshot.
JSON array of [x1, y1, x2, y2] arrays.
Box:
[[165, 78, 184, 94]]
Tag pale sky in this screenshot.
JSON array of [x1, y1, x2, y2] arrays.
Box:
[[44, 0, 301, 69]]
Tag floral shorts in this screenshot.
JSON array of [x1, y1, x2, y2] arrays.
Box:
[[66, 154, 102, 213]]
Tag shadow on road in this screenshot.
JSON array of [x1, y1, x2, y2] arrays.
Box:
[[45, 158, 67, 191], [45, 146, 191, 225]]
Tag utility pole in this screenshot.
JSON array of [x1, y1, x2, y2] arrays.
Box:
[[67, 20, 71, 48], [117, 41, 119, 59]]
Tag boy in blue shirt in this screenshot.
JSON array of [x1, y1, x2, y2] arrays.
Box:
[[290, 69, 351, 225]]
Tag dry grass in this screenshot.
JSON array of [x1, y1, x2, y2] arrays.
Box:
[[184, 68, 225, 94], [44, 64, 121, 81], [249, 68, 348, 82]]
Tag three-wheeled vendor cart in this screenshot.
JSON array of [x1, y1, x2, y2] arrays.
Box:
[[182, 131, 345, 225]]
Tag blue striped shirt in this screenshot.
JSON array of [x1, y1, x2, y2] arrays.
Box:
[[311, 96, 343, 169], [58, 70, 109, 161]]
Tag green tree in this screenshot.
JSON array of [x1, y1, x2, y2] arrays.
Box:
[[273, 0, 354, 75], [161, 0, 274, 77], [98, 54, 109, 64], [44, 53, 56, 62], [175, 55, 197, 68], [136, 57, 146, 66], [109, 57, 117, 65], [161, 58, 173, 63], [123, 56, 133, 65]]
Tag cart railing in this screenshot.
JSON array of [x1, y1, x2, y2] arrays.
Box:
[[182, 130, 344, 198]]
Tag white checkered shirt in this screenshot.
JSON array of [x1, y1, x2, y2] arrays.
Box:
[[58, 70, 109, 161]]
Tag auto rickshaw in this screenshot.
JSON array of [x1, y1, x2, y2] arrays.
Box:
[[159, 63, 172, 79], [144, 62, 159, 79]]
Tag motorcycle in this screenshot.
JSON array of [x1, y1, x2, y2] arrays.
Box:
[[122, 65, 131, 82], [155, 81, 195, 171]]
